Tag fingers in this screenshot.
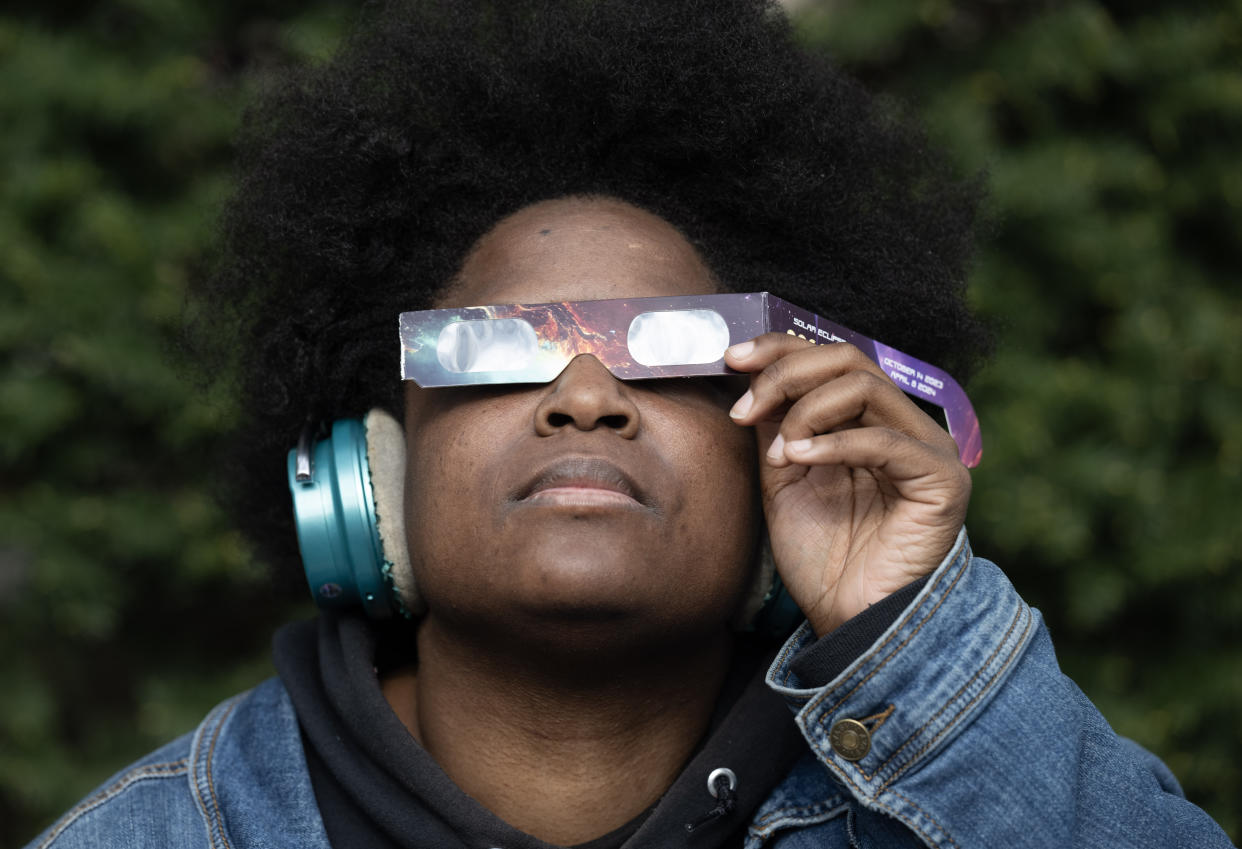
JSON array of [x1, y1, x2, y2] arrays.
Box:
[[781, 426, 972, 503], [725, 334, 960, 466], [770, 371, 944, 459], [726, 334, 838, 420]]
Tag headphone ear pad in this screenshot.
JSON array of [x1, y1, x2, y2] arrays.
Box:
[[363, 408, 423, 616], [286, 411, 419, 619]]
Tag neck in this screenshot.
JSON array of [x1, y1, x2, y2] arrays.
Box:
[[381, 616, 734, 846]]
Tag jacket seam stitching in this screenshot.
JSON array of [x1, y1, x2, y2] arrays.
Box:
[[870, 603, 1026, 783], [835, 601, 1024, 784], [880, 606, 1034, 789], [819, 767, 956, 849], [864, 536, 968, 659], [751, 797, 848, 828], [35, 759, 190, 849], [884, 789, 961, 849], [772, 623, 810, 685], [834, 779, 958, 849], [774, 542, 968, 692], [810, 548, 970, 714], [193, 695, 244, 849]]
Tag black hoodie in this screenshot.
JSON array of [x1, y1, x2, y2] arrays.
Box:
[[273, 582, 922, 849]]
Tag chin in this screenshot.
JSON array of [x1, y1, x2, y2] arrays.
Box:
[[503, 602, 733, 673], [518, 552, 723, 616], [416, 540, 750, 654], [516, 572, 738, 651]]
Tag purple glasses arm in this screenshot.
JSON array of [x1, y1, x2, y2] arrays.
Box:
[[763, 295, 982, 468]]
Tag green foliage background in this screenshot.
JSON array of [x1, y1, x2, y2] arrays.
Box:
[[2, 0, 1238, 843]]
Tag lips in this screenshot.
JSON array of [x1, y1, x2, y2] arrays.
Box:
[[516, 457, 650, 508]]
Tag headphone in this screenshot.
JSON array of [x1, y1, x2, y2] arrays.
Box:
[[287, 409, 804, 639]]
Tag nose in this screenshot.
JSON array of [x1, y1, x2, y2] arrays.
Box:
[[534, 355, 640, 438]]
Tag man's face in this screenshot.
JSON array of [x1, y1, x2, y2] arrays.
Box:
[[403, 197, 759, 653]]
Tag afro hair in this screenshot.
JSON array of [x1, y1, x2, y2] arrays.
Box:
[[194, 0, 991, 579]]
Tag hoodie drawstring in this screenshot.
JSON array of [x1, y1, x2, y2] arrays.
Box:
[[684, 768, 738, 834]]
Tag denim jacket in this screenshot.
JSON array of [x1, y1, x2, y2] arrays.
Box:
[[26, 535, 1235, 849]]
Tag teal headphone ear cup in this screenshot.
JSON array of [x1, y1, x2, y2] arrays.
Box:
[[287, 418, 395, 618]]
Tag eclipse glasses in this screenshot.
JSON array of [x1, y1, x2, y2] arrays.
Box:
[[400, 292, 981, 467]]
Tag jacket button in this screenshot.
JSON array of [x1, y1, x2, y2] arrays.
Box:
[[829, 718, 871, 761]]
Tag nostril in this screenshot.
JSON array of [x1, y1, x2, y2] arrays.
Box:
[[543, 411, 630, 430]]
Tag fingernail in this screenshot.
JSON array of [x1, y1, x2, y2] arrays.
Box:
[[726, 340, 755, 359], [788, 438, 812, 454], [766, 433, 785, 462], [729, 390, 754, 419]]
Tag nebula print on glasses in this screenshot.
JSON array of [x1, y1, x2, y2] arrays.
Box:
[[400, 292, 982, 467]]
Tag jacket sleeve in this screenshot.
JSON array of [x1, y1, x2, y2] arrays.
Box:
[[765, 529, 1237, 849]]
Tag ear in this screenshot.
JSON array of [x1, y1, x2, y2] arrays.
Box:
[[364, 408, 425, 616]]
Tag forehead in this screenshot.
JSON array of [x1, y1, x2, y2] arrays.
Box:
[[440, 197, 719, 308]]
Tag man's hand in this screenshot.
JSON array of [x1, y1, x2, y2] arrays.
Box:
[[725, 334, 971, 636]]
